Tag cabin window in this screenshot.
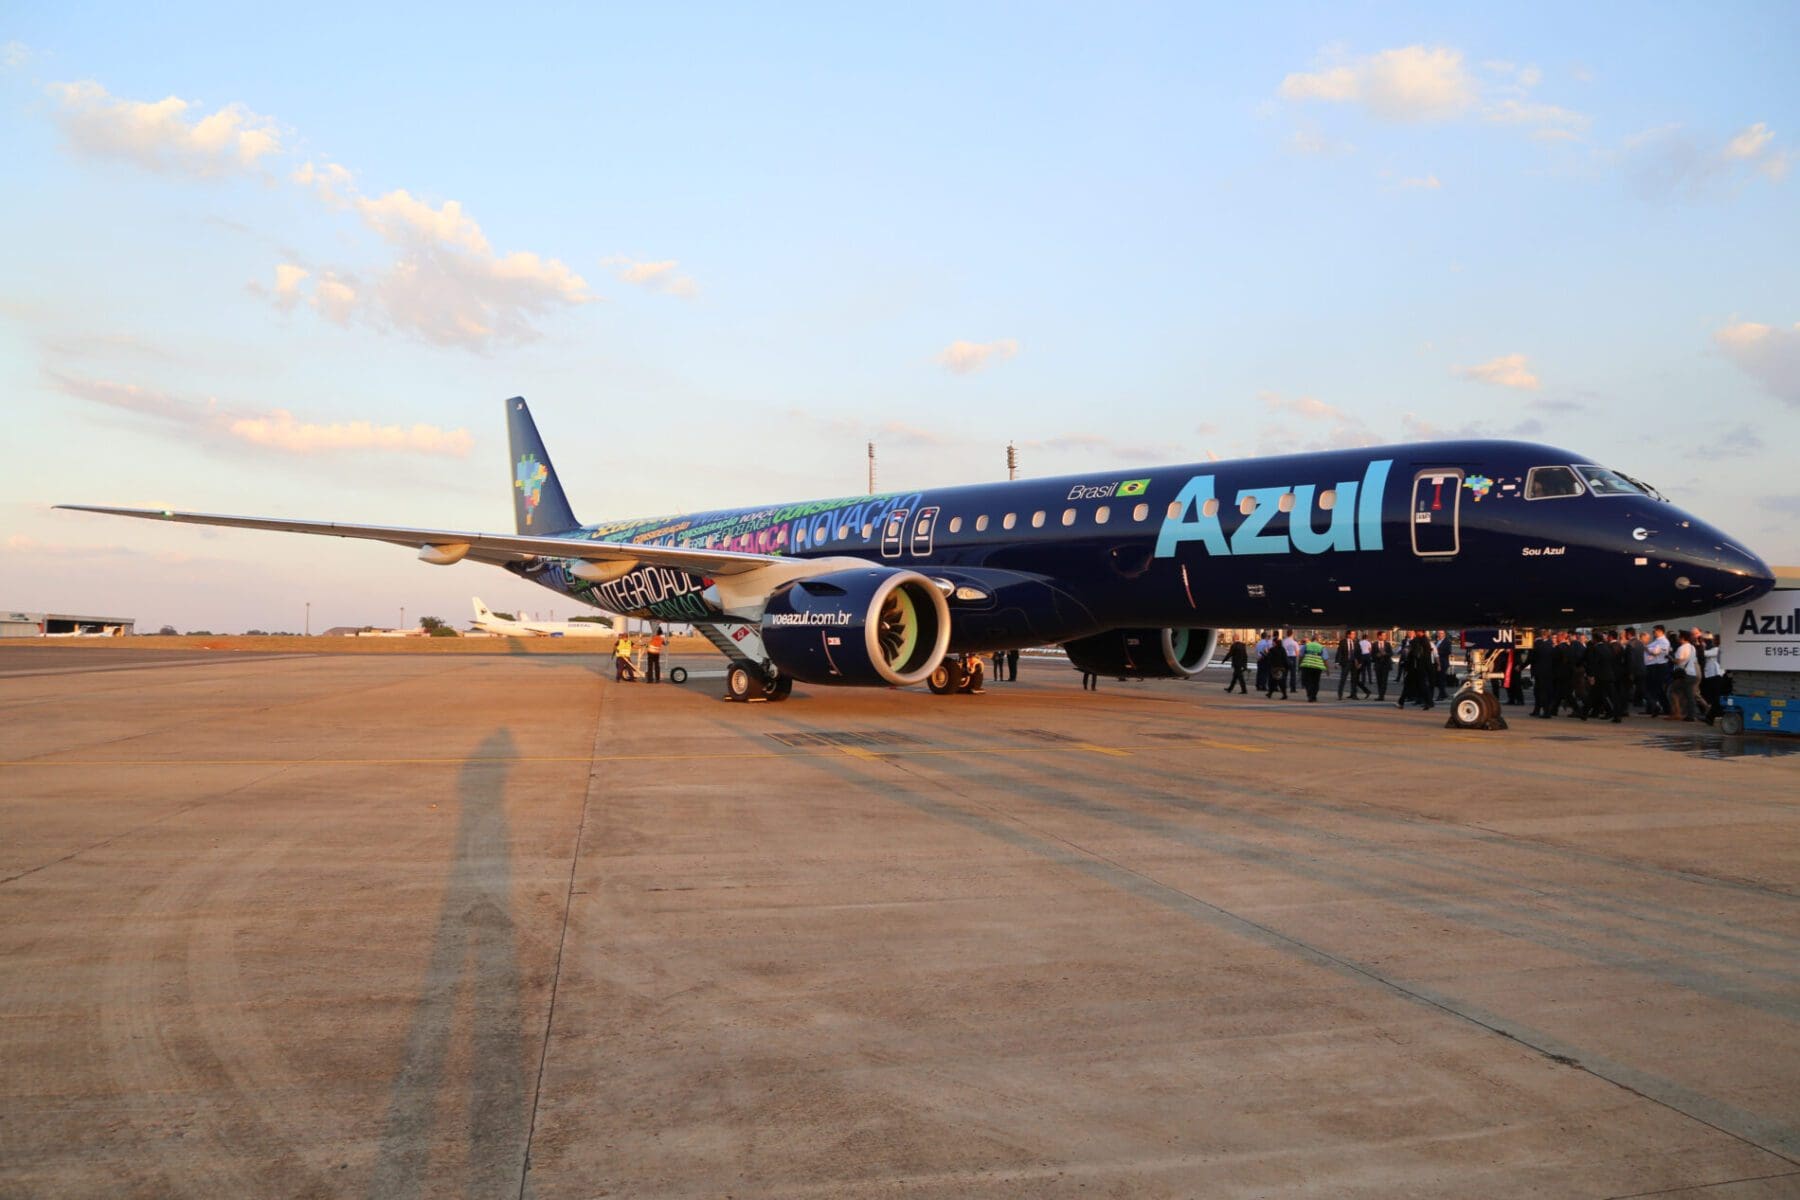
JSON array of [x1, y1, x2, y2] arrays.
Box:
[[837, 523, 849, 539], [1003, 513, 1017, 530], [1238, 495, 1257, 515], [976, 514, 989, 532], [1277, 493, 1296, 513], [797, 529, 807, 544], [1526, 466, 1584, 500], [1201, 498, 1220, 518], [1319, 489, 1336, 511], [1132, 502, 1149, 522], [1095, 505, 1110, 525], [861, 523, 873, 539], [1061, 508, 1076, 526], [1166, 500, 1183, 519], [1031, 510, 1046, 528], [1574, 464, 1644, 497], [948, 516, 962, 533]]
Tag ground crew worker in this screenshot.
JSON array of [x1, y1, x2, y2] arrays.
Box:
[[615, 633, 635, 682], [1299, 635, 1327, 701], [646, 629, 664, 683]]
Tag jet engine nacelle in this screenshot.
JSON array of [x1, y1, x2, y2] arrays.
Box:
[[1062, 627, 1220, 679], [762, 567, 952, 687]]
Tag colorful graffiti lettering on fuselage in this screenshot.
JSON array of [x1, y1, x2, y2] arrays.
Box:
[[586, 490, 926, 559], [546, 490, 926, 618], [1154, 459, 1392, 558], [590, 565, 711, 620]]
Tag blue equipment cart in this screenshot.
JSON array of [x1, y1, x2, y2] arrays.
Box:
[[1717, 694, 1791, 737]]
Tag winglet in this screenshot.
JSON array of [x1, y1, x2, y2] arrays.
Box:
[[506, 396, 580, 534]]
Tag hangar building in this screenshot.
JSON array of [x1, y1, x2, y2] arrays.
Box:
[[1, 611, 136, 637]]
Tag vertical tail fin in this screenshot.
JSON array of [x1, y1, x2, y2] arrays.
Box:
[[506, 396, 580, 534], [473, 597, 492, 621]]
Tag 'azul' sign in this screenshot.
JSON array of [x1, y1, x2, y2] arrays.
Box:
[[1155, 459, 1392, 558]]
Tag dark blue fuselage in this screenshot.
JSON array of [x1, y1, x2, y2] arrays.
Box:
[[511, 439, 1774, 646]]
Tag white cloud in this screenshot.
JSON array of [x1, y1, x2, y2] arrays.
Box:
[[1454, 352, 1541, 391], [1281, 46, 1589, 142], [228, 410, 474, 456], [269, 181, 593, 349], [3, 41, 30, 69], [936, 338, 1019, 374], [1621, 122, 1790, 199], [1280, 46, 1475, 122], [356, 189, 491, 255], [47, 369, 475, 457], [1724, 122, 1774, 160], [1715, 320, 1800, 407], [604, 257, 699, 298], [1395, 174, 1442, 190], [313, 274, 358, 325], [272, 263, 309, 310], [291, 160, 356, 207], [46, 80, 281, 175], [1255, 392, 1381, 452]]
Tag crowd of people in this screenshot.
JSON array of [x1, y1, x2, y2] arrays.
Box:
[[1221, 625, 1729, 722]]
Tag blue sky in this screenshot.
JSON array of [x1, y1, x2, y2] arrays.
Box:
[[2, 4, 1796, 631]]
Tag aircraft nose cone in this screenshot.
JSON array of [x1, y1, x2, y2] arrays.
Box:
[[1662, 518, 1774, 607]]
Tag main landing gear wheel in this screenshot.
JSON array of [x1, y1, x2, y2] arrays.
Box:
[[956, 662, 984, 694], [726, 664, 765, 702], [669, 666, 688, 685], [768, 675, 794, 701], [927, 660, 964, 695]]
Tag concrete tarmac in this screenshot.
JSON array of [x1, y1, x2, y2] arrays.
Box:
[[2, 645, 1797, 1198]]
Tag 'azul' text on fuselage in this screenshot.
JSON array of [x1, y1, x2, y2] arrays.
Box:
[[1154, 459, 1392, 558]]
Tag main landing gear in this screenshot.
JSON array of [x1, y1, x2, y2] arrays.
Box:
[[725, 663, 793, 703], [926, 655, 985, 696]]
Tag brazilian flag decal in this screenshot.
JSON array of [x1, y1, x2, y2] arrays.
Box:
[[1117, 478, 1150, 497]]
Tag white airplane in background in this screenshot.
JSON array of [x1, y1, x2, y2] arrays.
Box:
[[469, 597, 614, 637]]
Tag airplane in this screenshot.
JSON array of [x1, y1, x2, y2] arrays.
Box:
[[469, 596, 614, 637], [61, 397, 1774, 711]]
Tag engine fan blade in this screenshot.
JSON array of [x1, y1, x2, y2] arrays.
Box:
[[877, 593, 908, 660]]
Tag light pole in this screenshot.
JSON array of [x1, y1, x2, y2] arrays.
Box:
[[400, 605, 405, 632], [305, 601, 310, 637]]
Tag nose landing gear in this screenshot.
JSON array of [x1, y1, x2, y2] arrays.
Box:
[[1446, 645, 1508, 730]]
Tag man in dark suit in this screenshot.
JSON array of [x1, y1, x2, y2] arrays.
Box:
[[1624, 628, 1647, 712], [1530, 632, 1558, 718], [1553, 631, 1584, 719], [1371, 635, 1394, 700], [1434, 631, 1454, 700], [1586, 631, 1619, 721], [1400, 632, 1436, 710], [1225, 638, 1249, 693]]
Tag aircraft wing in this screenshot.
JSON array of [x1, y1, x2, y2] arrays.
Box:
[[54, 505, 786, 577]]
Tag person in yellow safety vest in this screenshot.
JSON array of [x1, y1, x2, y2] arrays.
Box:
[[615, 634, 635, 682], [1299, 636, 1328, 702], [646, 630, 665, 684]]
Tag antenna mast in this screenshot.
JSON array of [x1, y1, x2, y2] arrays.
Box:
[[867, 442, 876, 494]]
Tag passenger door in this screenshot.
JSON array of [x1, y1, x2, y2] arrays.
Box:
[[1411, 470, 1462, 557]]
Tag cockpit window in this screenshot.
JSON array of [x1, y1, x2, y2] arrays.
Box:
[[1618, 470, 1664, 501], [1525, 465, 1584, 500], [1574, 465, 1646, 497]]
